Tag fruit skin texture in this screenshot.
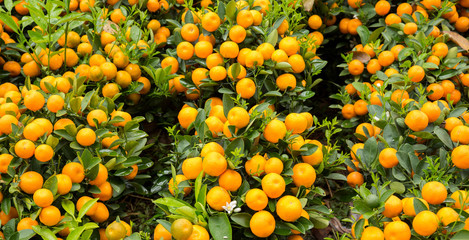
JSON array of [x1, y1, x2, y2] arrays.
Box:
[[106, 221, 127, 240], [276, 195, 302, 222], [422, 181, 447, 205], [412, 210, 439, 236], [250, 210, 276, 238], [382, 195, 402, 218], [206, 186, 231, 211], [383, 221, 411, 240], [361, 226, 384, 240], [404, 110, 429, 132], [171, 218, 193, 240], [261, 173, 286, 198], [452, 145, 469, 169]]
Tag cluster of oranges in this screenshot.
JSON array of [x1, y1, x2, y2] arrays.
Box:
[[159, 99, 323, 239], [334, 0, 469, 239], [148, 0, 338, 239], [352, 182, 469, 239], [0, 78, 144, 238], [158, 1, 325, 101]]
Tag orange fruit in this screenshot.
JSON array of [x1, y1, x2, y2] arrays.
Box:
[[421, 101, 441, 123], [17, 217, 39, 231], [276, 73, 296, 91], [218, 169, 242, 192], [168, 174, 191, 196], [56, 174, 72, 195], [33, 188, 54, 208], [202, 152, 227, 177], [201, 12, 221, 32], [245, 155, 266, 177], [347, 172, 364, 187], [382, 195, 402, 218], [62, 162, 85, 183], [245, 188, 268, 211], [261, 173, 285, 198], [154, 224, 172, 240], [276, 195, 302, 222], [19, 171, 43, 194], [264, 119, 286, 143], [76, 196, 98, 216], [383, 221, 411, 240], [404, 110, 428, 132], [76, 128, 96, 146], [250, 211, 275, 238], [39, 206, 61, 226], [206, 186, 231, 211], [412, 210, 439, 236], [15, 139, 36, 159], [437, 207, 459, 226], [375, 1, 391, 16], [452, 145, 469, 169], [292, 163, 316, 188], [378, 148, 398, 168], [34, 144, 54, 162]]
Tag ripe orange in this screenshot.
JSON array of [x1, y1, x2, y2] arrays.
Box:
[[437, 207, 459, 226], [408, 65, 425, 82], [412, 210, 439, 236], [202, 152, 227, 177], [276, 195, 302, 222], [15, 139, 36, 159], [292, 163, 316, 188], [62, 162, 85, 183], [375, 1, 390, 16], [76, 196, 98, 216], [452, 145, 469, 169], [384, 221, 411, 240], [178, 107, 198, 129], [348, 59, 364, 75], [378, 148, 398, 168], [76, 128, 96, 146], [382, 195, 402, 218], [421, 101, 441, 123], [56, 174, 72, 195], [404, 110, 429, 132], [276, 73, 297, 91], [279, 37, 299, 56], [201, 12, 221, 32], [361, 226, 384, 240], [261, 173, 285, 198], [219, 169, 242, 192], [167, 175, 190, 197], [264, 119, 286, 143], [154, 224, 172, 240], [17, 217, 39, 231], [33, 188, 54, 208], [34, 144, 54, 162], [39, 206, 61, 226], [250, 211, 275, 238], [347, 172, 364, 187], [19, 171, 43, 194], [206, 186, 231, 211], [246, 188, 268, 211]]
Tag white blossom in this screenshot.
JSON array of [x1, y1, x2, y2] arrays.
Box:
[[222, 200, 241, 215]]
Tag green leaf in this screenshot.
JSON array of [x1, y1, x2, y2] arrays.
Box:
[[32, 225, 56, 240], [357, 25, 370, 46], [266, 30, 278, 46], [43, 175, 58, 196], [230, 213, 251, 227], [80, 90, 95, 113], [413, 198, 428, 215], [451, 230, 469, 239], [77, 198, 99, 221], [225, 0, 237, 22], [222, 94, 234, 118], [62, 199, 76, 218], [209, 213, 232, 240], [435, 127, 454, 149]]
